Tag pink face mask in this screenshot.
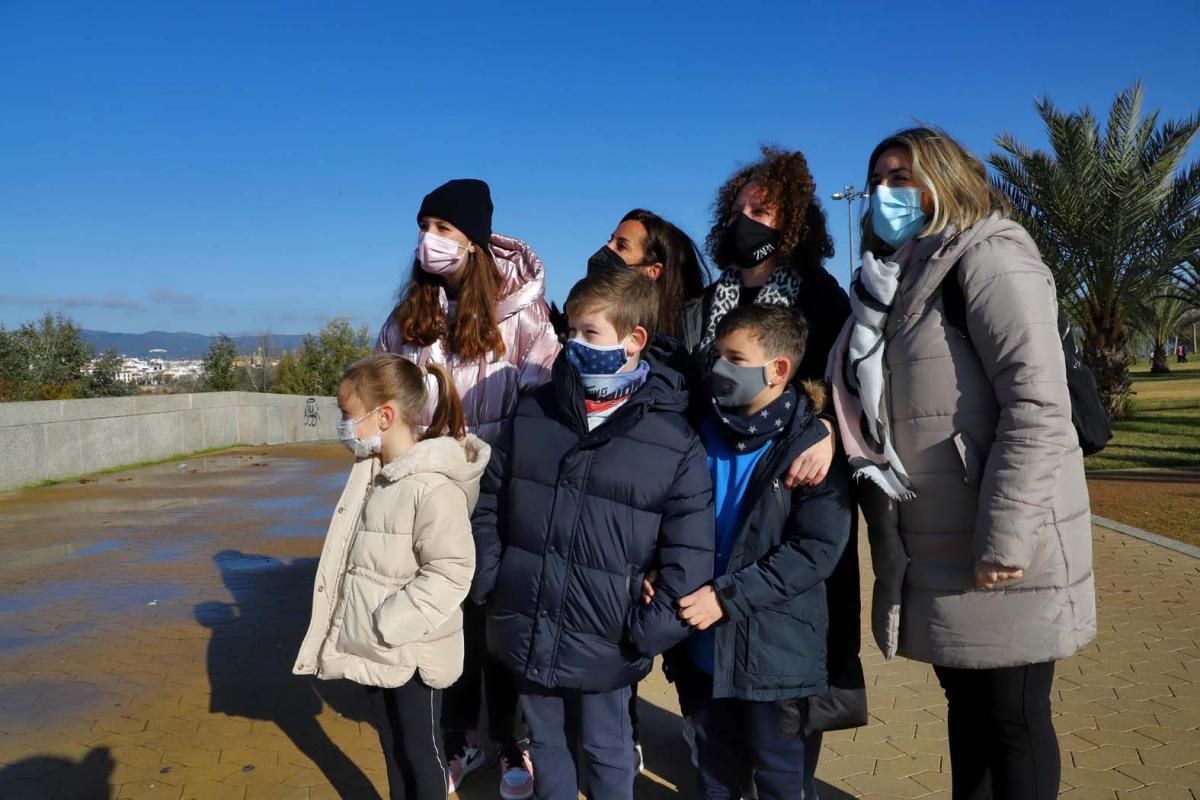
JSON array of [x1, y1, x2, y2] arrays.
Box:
[[416, 231, 466, 275]]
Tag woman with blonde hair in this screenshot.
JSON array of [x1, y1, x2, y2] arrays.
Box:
[[829, 127, 1095, 799]]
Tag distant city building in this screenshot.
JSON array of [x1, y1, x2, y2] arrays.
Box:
[[85, 355, 202, 385]]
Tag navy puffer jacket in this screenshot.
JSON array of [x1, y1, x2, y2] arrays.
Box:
[[668, 388, 852, 702], [471, 351, 715, 692]]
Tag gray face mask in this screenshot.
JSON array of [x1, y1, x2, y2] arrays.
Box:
[[710, 357, 774, 409]]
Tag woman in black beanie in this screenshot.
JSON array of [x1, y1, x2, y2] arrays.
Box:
[[376, 178, 559, 799]]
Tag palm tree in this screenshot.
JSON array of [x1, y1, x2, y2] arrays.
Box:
[[989, 82, 1200, 418], [1134, 288, 1193, 373]]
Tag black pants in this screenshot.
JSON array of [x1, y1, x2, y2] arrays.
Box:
[[365, 679, 447, 800], [674, 658, 808, 800], [934, 661, 1060, 800], [441, 602, 521, 746]]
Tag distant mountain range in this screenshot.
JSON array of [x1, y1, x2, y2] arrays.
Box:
[[81, 330, 311, 358]]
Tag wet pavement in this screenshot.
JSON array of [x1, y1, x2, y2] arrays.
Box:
[[0, 444, 1198, 799]]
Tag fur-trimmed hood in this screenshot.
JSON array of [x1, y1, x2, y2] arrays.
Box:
[[378, 434, 490, 509]]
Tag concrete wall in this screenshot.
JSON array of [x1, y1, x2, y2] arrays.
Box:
[[0, 392, 339, 490]]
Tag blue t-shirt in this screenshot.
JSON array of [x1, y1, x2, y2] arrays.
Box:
[[686, 417, 773, 674]]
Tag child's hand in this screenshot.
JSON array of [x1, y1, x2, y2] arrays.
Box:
[[783, 419, 835, 489], [678, 585, 725, 630], [640, 569, 659, 605]]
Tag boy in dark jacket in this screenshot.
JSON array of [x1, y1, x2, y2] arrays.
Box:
[[671, 304, 852, 800], [471, 269, 715, 800]]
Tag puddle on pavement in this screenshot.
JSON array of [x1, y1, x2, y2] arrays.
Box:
[[0, 445, 348, 657], [211, 551, 294, 573], [263, 521, 327, 537], [3, 540, 123, 570], [252, 496, 312, 511], [0, 620, 95, 652], [0, 580, 187, 616]]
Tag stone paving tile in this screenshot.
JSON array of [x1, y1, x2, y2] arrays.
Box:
[[0, 445, 1197, 799]]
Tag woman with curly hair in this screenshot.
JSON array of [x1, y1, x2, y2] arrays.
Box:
[[684, 147, 845, 378], [674, 146, 865, 800]]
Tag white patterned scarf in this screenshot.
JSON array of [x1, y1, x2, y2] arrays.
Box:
[[827, 251, 914, 501], [699, 266, 804, 350]]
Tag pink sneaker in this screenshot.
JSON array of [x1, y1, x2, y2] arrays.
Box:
[[498, 744, 534, 800], [446, 731, 485, 794]]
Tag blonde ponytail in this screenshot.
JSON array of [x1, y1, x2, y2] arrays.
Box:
[[339, 353, 464, 440], [421, 363, 466, 441]]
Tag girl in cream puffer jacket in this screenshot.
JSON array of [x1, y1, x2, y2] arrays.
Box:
[[294, 353, 489, 800]]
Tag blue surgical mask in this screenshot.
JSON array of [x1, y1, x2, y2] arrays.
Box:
[[871, 185, 927, 248]]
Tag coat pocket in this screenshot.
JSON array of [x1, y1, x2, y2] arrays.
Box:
[[336, 569, 412, 666], [625, 564, 646, 608], [745, 607, 821, 677], [952, 430, 984, 486]]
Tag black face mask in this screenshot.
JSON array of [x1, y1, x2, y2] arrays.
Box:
[[586, 244, 631, 277], [718, 213, 780, 268]]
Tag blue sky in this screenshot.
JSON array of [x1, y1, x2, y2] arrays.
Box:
[[2, 0, 1198, 336]]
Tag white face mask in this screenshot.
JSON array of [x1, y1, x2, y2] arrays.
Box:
[[416, 231, 467, 275], [336, 406, 382, 458]]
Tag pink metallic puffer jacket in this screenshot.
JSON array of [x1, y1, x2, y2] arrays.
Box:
[[375, 233, 561, 445]]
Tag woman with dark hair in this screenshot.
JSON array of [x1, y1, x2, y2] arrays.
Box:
[[586, 208, 710, 341], [376, 178, 559, 800]]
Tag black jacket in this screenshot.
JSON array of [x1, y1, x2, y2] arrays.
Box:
[[471, 352, 715, 692], [681, 264, 849, 384], [672, 390, 853, 702]]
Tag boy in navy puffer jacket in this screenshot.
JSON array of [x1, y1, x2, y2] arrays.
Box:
[[471, 269, 715, 800], [671, 304, 852, 800]]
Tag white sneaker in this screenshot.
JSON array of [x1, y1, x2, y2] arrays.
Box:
[[446, 734, 486, 794]]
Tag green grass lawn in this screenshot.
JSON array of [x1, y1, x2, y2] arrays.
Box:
[[1085, 360, 1200, 472]]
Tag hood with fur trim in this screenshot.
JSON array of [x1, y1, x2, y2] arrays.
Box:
[[378, 434, 490, 508]]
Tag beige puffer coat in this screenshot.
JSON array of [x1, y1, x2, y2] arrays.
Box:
[[294, 435, 490, 688], [858, 214, 1096, 669]]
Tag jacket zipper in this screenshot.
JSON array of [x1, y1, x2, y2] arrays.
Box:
[[314, 480, 376, 676], [723, 431, 806, 573]]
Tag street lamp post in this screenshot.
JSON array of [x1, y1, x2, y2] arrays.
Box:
[[831, 186, 869, 284]]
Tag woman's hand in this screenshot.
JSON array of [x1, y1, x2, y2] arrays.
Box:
[[783, 419, 835, 489], [975, 562, 1024, 590], [678, 585, 725, 630]]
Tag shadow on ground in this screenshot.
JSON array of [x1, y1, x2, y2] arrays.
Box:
[[1088, 467, 1200, 483], [196, 549, 383, 799], [0, 747, 115, 800]]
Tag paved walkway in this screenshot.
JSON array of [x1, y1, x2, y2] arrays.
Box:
[[0, 445, 1197, 799]]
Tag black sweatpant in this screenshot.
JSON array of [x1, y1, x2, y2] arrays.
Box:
[[934, 661, 1060, 800], [365, 679, 447, 800], [674, 658, 809, 800], [441, 601, 521, 748]]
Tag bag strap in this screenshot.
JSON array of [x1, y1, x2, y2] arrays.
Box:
[[940, 262, 969, 338]]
